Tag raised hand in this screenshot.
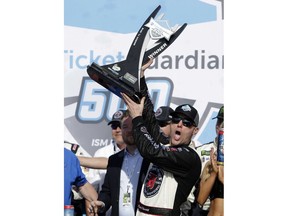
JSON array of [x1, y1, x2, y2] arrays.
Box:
[[140, 58, 154, 78], [121, 93, 145, 119]]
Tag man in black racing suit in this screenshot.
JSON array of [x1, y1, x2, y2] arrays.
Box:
[[121, 59, 202, 216]]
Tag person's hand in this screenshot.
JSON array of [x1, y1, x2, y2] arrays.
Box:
[[87, 200, 105, 216], [201, 161, 212, 181], [210, 147, 224, 184], [210, 147, 218, 173], [140, 58, 154, 78], [121, 93, 145, 119]]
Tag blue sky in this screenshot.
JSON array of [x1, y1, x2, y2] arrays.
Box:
[[64, 0, 216, 33]]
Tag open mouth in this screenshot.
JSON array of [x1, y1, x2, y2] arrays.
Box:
[[173, 130, 181, 141]]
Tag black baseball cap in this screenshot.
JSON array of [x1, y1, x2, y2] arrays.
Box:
[[155, 106, 174, 122], [212, 106, 224, 120], [171, 104, 199, 126], [107, 110, 126, 125]]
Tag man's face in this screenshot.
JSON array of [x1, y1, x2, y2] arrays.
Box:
[[110, 121, 125, 145], [158, 120, 172, 137], [170, 115, 198, 146], [121, 116, 134, 146]]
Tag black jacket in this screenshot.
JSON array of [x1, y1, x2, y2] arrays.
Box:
[[130, 77, 202, 215], [98, 149, 150, 216]]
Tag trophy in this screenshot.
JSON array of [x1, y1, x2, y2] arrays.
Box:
[[87, 5, 187, 103]]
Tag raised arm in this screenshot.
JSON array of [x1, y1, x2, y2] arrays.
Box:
[[196, 148, 218, 205], [139, 58, 170, 144], [77, 156, 108, 169]]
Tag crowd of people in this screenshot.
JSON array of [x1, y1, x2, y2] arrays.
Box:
[[64, 59, 224, 216]]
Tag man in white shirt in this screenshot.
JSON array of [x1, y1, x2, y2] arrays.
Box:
[[87, 110, 127, 191], [92, 113, 150, 216], [86, 110, 127, 216]]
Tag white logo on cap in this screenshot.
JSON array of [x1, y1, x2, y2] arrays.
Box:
[[113, 111, 123, 119], [155, 108, 162, 117], [181, 105, 191, 112]]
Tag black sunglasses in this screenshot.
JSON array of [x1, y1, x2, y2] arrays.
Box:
[[171, 117, 195, 128], [111, 123, 121, 130], [158, 121, 171, 127]]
